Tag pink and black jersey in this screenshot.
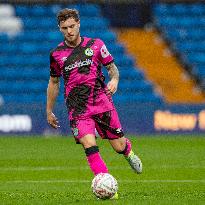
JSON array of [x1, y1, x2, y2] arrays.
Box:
[[50, 37, 114, 119]]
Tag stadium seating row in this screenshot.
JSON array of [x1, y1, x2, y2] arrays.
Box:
[[0, 66, 144, 81], [0, 40, 125, 56], [154, 3, 205, 89], [15, 4, 101, 17], [154, 3, 205, 15], [156, 16, 205, 28], [0, 79, 152, 94], [0, 4, 162, 104], [163, 29, 205, 41], [21, 17, 109, 31], [175, 41, 205, 52], [1, 92, 162, 104], [5, 30, 116, 45], [0, 55, 134, 67]]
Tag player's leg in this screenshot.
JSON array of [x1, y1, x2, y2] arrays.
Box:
[[109, 137, 142, 174], [94, 109, 142, 174], [70, 118, 108, 175]]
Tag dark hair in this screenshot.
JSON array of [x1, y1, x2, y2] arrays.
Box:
[[57, 8, 80, 25]]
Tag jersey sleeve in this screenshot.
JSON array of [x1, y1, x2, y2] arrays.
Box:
[[97, 39, 114, 66], [50, 51, 62, 77]]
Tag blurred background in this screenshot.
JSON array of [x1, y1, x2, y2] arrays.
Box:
[[0, 0, 205, 135]]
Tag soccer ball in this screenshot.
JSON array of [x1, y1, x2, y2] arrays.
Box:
[[91, 173, 118, 199]]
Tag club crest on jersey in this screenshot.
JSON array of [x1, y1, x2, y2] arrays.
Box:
[[72, 128, 79, 137], [85, 48, 94, 56], [100, 45, 110, 58]]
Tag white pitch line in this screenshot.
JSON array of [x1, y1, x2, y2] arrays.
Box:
[[1, 179, 205, 184], [0, 165, 204, 171], [0, 167, 89, 171]]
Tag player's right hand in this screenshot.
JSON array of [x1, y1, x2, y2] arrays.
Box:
[[47, 112, 60, 129]]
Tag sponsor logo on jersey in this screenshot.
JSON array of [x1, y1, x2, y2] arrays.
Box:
[[85, 48, 94, 56], [65, 59, 93, 71], [100, 45, 110, 58]]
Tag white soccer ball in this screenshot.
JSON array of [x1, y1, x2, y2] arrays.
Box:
[[91, 173, 118, 199]]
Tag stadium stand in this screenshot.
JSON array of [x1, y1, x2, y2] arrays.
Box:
[[0, 3, 163, 104], [153, 3, 205, 92], [118, 28, 205, 103]]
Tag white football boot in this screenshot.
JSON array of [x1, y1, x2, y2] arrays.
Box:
[[125, 150, 142, 174]]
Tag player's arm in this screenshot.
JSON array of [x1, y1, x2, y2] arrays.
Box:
[[105, 62, 119, 95], [46, 76, 60, 129]]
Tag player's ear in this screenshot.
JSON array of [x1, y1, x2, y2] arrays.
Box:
[[58, 25, 62, 32]]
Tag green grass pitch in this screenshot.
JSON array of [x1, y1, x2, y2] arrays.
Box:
[[0, 135, 205, 204]]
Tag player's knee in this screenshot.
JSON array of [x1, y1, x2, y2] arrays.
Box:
[[114, 141, 127, 154], [79, 134, 96, 149], [85, 146, 99, 156], [113, 144, 126, 154], [110, 138, 126, 154], [116, 148, 125, 154]]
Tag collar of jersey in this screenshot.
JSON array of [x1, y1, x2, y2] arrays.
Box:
[[64, 36, 84, 49]]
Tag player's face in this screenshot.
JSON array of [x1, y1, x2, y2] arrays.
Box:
[[59, 18, 80, 44]]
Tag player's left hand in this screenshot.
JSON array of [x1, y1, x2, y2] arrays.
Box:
[[47, 112, 60, 129], [107, 79, 118, 95]]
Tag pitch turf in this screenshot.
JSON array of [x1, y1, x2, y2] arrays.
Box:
[[0, 135, 205, 204]]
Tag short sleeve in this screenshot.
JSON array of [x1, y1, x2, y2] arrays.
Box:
[[97, 39, 114, 66], [50, 52, 62, 77]]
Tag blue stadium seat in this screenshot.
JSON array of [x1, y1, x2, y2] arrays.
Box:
[[21, 43, 38, 54], [165, 28, 205, 42], [185, 53, 204, 65], [23, 17, 57, 30], [79, 3, 101, 16], [189, 4, 205, 15], [192, 65, 205, 77], [19, 43, 51, 54], [15, 5, 60, 17], [154, 3, 205, 16], [114, 55, 134, 67], [49, 4, 62, 15], [82, 31, 116, 44], [15, 5, 29, 16], [47, 31, 63, 41], [118, 81, 153, 92], [176, 41, 205, 53], [30, 5, 48, 16], [0, 80, 47, 93], [80, 17, 109, 30], [0, 4, 162, 104], [64, 4, 101, 17], [107, 43, 124, 55], [168, 4, 188, 15], [113, 93, 162, 104], [163, 29, 183, 41], [157, 16, 203, 28], [0, 33, 8, 42], [119, 69, 144, 80], [79, 4, 101, 16], [153, 4, 168, 15], [15, 31, 47, 41], [0, 81, 12, 93], [154, 3, 205, 88], [2, 93, 45, 103]]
